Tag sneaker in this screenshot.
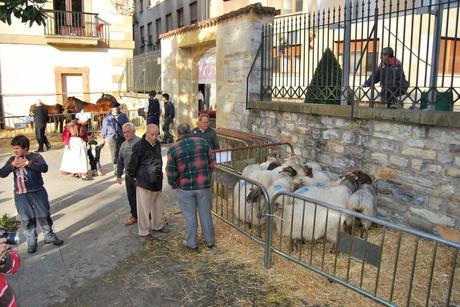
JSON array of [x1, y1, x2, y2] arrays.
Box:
[[46, 144, 52, 151], [140, 234, 158, 241], [35, 149, 44, 153], [27, 245, 37, 254], [206, 243, 215, 249], [45, 237, 64, 246]]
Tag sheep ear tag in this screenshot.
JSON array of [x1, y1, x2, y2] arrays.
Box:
[[314, 182, 326, 189], [273, 184, 284, 192]]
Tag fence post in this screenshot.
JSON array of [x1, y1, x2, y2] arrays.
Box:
[[428, 0, 443, 110], [264, 196, 274, 269], [341, 0, 352, 106]]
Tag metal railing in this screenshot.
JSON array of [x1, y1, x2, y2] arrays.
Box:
[[44, 10, 110, 42], [126, 51, 161, 93], [250, 0, 460, 111], [267, 191, 460, 306], [213, 142, 294, 174]]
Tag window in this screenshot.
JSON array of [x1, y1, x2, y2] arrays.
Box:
[[140, 26, 145, 46], [336, 39, 379, 75], [155, 18, 162, 41], [147, 22, 152, 46], [139, 0, 143, 13], [166, 13, 173, 32], [272, 45, 301, 75], [439, 37, 460, 75], [295, 0, 303, 12], [177, 8, 184, 28], [190, 1, 198, 24]]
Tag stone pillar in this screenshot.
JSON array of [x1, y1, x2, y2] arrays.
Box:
[[215, 8, 274, 131]]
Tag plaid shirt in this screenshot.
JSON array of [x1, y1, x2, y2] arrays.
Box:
[[166, 135, 216, 190]]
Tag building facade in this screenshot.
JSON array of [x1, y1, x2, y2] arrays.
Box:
[[0, 0, 135, 117]]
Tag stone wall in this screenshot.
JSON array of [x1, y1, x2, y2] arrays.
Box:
[[243, 107, 460, 232]]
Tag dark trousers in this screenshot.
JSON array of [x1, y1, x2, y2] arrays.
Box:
[[147, 115, 160, 127], [162, 117, 173, 142], [35, 124, 49, 150], [15, 189, 56, 246], [125, 175, 137, 219], [107, 137, 125, 166]]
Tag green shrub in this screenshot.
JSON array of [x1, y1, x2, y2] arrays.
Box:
[[304, 48, 344, 105], [0, 213, 18, 231]]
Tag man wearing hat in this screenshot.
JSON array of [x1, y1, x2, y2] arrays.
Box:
[[100, 101, 129, 175], [33, 99, 51, 152]]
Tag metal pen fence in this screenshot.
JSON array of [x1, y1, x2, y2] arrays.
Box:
[[126, 51, 162, 93], [250, 0, 460, 111], [267, 191, 460, 306], [210, 142, 460, 306]]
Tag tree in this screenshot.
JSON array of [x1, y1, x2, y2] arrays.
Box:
[[0, 0, 47, 26], [304, 48, 344, 105]]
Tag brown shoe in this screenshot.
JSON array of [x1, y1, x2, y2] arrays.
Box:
[[140, 234, 158, 241], [124, 217, 137, 225]]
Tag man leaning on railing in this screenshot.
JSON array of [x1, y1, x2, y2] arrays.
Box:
[[361, 47, 409, 109]]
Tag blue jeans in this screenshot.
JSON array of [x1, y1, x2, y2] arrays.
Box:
[[14, 189, 56, 247], [176, 188, 214, 248]]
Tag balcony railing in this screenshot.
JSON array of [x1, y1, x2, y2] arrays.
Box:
[[44, 10, 110, 43]]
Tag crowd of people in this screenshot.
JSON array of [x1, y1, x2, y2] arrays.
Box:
[[0, 92, 220, 305]]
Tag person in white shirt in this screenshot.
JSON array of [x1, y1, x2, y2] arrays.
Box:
[[198, 90, 205, 113]]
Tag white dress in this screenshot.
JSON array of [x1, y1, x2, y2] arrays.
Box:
[[60, 137, 88, 174]]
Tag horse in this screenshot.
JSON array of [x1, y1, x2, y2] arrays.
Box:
[[29, 103, 65, 133], [98, 93, 118, 104], [63, 97, 113, 132]]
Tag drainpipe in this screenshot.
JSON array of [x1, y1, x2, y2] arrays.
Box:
[[428, 0, 444, 110]]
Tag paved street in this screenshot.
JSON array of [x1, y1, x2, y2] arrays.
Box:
[[0, 139, 302, 307]]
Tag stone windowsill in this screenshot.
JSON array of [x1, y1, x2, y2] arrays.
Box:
[[248, 101, 460, 128]]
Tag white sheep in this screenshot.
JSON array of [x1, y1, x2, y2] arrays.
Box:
[[232, 180, 267, 229], [242, 156, 281, 177], [344, 171, 377, 238], [273, 174, 359, 251]]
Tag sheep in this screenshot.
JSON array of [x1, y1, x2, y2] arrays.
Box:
[[267, 176, 303, 201], [343, 171, 377, 238], [273, 174, 360, 251], [241, 155, 281, 177], [232, 180, 266, 229]]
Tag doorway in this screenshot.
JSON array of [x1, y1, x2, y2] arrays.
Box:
[[62, 74, 84, 101], [198, 47, 216, 127]]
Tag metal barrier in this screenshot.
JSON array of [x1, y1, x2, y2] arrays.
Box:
[[212, 165, 271, 244], [213, 142, 294, 174], [267, 191, 460, 306]]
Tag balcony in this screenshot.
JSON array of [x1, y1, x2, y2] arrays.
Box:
[[44, 10, 110, 46]]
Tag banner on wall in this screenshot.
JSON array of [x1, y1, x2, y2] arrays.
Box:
[[198, 48, 216, 84]]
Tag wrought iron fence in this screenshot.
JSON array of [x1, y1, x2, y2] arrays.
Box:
[[44, 10, 110, 42], [252, 0, 460, 111], [126, 51, 162, 93]]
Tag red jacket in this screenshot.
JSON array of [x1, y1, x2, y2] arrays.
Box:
[[62, 121, 89, 145], [0, 249, 20, 307]]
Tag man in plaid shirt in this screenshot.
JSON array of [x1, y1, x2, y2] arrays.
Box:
[[166, 123, 216, 251]]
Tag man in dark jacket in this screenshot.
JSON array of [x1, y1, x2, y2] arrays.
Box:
[[162, 93, 175, 143], [145, 91, 161, 126], [192, 113, 220, 150], [362, 47, 409, 109], [32, 100, 51, 152], [127, 124, 167, 241]]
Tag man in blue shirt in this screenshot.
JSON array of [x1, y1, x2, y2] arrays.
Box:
[[162, 93, 175, 143], [100, 101, 129, 175]]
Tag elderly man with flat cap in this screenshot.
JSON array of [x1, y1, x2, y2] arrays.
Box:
[[33, 99, 51, 153], [100, 100, 129, 175]]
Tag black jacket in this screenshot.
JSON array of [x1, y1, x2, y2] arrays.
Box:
[[164, 101, 175, 119], [364, 57, 409, 100], [147, 98, 160, 116], [34, 106, 48, 126], [192, 127, 220, 150], [127, 135, 163, 191], [87, 144, 104, 170]]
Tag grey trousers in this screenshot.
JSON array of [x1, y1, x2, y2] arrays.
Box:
[[176, 188, 214, 248]]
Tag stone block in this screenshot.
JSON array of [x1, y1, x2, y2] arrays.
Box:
[[280, 133, 292, 143], [377, 195, 409, 213], [389, 156, 409, 168], [437, 151, 454, 164], [406, 213, 435, 233], [371, 153, 388, 164], [411, 159, 423, 171], [342, 131, 355, 144], [267, 128, 279, 137], [373, 121, 393, 133], [295, 127, 309, 135], [311, 128, 322, 139], [401, 147, 436, 160], [327, 142, 345, 154], [455, 157, 460, 167], [405, 139, 426, 148], [373, 132, 403, 142], [447, 167, 460, 178], [428, 197, 444, 211], [322, 129, 340, 140], [320, 117, 334, 126], [335, 118, 351, 128], [409, 207, 455, 227], [412, 126, 429, 138], [377, 180, 426, 206], [421, 163, 442, 175]]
